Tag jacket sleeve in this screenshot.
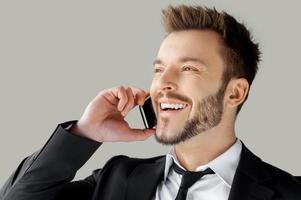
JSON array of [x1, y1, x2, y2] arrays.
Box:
[[0, 120, 102, 200]]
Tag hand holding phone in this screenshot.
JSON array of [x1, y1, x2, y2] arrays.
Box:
[[70, 86, 155, 143]]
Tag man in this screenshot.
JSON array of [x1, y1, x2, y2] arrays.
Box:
[[1, 4, 301, 200]]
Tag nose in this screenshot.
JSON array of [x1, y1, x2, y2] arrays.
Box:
[[157, 69, 178, 92], [160, 81, 177, 91]]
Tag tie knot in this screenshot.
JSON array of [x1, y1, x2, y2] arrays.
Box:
[[172, 162, 215, 189]]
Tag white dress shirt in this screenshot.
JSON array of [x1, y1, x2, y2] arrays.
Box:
[[153, 139, 242, 200]]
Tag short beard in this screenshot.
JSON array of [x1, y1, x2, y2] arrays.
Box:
[[154, 86, 225, 145]]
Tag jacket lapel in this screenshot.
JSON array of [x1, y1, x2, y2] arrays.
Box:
[[228, 142, 274, 200], [126, 156, 165, 200]]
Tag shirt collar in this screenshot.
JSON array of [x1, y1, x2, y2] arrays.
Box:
[[164, 138, 242, 188]]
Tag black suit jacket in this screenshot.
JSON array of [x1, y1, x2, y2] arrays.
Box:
[[1, 120, 301, 200]]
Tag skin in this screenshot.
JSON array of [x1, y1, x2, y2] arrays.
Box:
[[150, 30, 226, 145], [150, 30, 249, 170], [71, 29, 249, 171]]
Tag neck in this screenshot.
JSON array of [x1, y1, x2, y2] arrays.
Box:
[[174, 119, 236, 171]]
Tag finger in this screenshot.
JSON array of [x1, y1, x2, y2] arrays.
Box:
[[129, 86, 150, 106], [137, 91, 150, 106], [121, 87, 135, 116], [112, 86, 128, 112]]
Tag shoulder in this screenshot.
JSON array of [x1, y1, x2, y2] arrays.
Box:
[[253, 157, 301, 198], [262, 161, 301, 188], [239, 142, 301, 197], [104, 154, 165, 166]]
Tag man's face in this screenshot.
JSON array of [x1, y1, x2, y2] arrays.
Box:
[[150, 30, 227, 145]]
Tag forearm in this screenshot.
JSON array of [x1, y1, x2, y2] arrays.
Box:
[[0, 120, 102, 200]]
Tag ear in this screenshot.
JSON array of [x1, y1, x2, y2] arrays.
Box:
[[224, 78, 249, 109]]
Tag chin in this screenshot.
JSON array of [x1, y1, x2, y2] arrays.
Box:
[[154, 126, 184, 146]]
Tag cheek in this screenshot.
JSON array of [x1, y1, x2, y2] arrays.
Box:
[[180, 79, 202, 96], [183, 77, 217, 96], [149, 82, 157, 108], [149, 82, 156, 97]]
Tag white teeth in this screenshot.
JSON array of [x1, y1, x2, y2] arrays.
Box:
[[160, 103, 187, 110]]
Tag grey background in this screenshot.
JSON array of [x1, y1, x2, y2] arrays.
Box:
[[1, 0, 300, 186]]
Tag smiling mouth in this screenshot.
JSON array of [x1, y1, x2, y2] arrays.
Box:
[[158, 104, 190, 116]]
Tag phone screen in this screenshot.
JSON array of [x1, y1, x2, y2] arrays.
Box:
[[139, 96, 157, 129]]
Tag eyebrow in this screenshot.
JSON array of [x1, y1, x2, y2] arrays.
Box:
[[153, 56, 207, 67]]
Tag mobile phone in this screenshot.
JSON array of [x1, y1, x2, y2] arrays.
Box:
[[139, 96, 157, 129]]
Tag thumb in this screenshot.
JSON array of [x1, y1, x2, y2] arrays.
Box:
[[130, 128, 156, 141]]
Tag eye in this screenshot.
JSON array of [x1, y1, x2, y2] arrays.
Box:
[[153, 68, 163, 73], [182, 65, 196, 71]]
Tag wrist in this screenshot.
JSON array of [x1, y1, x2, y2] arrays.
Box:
[[69, 122, 95, 141]]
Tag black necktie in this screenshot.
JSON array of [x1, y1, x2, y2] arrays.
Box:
[[172, 162, 215, 200]]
